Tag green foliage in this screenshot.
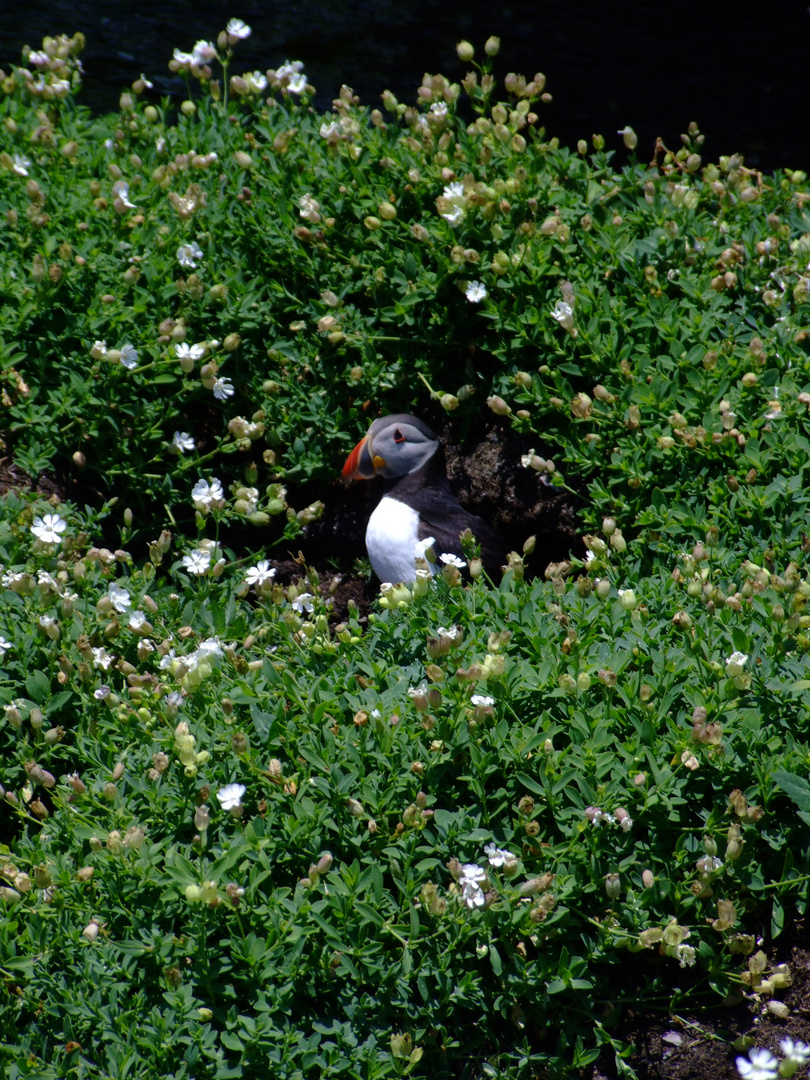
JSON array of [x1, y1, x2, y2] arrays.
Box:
[[3, 27, 809, 555], [2, 22, 810, 1080]]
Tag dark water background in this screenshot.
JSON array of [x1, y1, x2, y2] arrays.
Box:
[[2, 0, 809, 174]]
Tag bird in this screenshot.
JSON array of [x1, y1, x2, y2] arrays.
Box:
[[342, 413, 506, 583]]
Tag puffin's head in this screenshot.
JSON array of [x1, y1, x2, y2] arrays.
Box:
[[342, 414, 440, 480]]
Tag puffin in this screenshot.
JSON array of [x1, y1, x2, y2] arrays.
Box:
[[342, 414, 506, 583]]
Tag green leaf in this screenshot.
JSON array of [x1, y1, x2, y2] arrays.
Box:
[[25, 671, 50, 703], [773, 769, 810, 811], [771, 897, 785, 938]]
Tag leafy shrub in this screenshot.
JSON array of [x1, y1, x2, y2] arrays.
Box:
[[1, 22, 810, 1080]]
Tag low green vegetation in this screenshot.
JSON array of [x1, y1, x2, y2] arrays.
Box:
[[1, 20, 810, 1080]]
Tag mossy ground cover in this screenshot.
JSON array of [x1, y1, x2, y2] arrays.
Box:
[[2, 22, 810, 1080]]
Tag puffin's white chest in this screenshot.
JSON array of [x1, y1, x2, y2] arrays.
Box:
[[365, 496, 431, 583]]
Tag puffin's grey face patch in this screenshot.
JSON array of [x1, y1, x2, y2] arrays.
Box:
[[370, 419, 439, 479]]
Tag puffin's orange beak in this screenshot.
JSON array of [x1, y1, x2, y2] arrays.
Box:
[[343, 435, 380, 479]]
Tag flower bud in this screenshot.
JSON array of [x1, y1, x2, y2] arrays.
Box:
[[604, 873, 621, 900], [486, 395, 510, 416], [484, 36, 500, 56]]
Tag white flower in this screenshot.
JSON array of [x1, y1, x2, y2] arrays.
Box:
[[551, 300, 575, 332], [212, 377, 234, 400], [277, 60, 304, 77], [440, 553, 466, 568], [676, 944, 696, 968], [92, 647, 113, 670], [696, 855, 724, 874], [735, 1047, 779, 1080], [28, 51, 49, 67], [725, 651, 748, 678], [112, 181, 136, 209], [191, 477, 224, 507], [119, 343, 139, 370], [465, 280, 487, 303], [175, 342, 205, 361], [94, 685, 111, 700], [298, 194, 320, 220], [277, 60, 307, 94], [173, 49, 195, 67], [414, 536, 436, 562], [245, 560, 276, 588], [139, 73, 153, 89], [442, 203, 464, 225], [443, 182, 465, 201], [38, 615, 56, 629], [430, 101, 448, 119], [12, 154, 31, 176], [182, 550, 211, 576], [191, 40, 217, 66], [91, 340, 108, 359], [186, 638, 224, 671], [198, 637, 223, 657], [320, 121, 340, 139], [173, 431, 195, 453], [108, 582, 132, 613], [292, 592, 314, 614], [471, 694, 494, 708], [459, 863, 487, 909], [244, 71, 267, 93], [0, 637, 11, 654], [216, 783, 246, 810], [31, 513, 67, 544], [483, 843, 512, 867], [226, 18, 252, 39], [128, 610, 147, 630], [159, 649, 176, 670], [177, 242, 203, 268], [779, 1040, 810, 1066]]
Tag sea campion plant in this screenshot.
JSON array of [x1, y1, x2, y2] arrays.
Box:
[[2, 19, 810, 1080]]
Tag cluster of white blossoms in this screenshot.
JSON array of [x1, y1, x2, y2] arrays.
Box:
[[737, 1041, 810, 1080], [584, 805, 633, 832], [173, 20, 250, 71], [273, 60, 307, 95], [89, 340, 138, 369], [437, 181, 468, 226], [453, 844, 520, 909]]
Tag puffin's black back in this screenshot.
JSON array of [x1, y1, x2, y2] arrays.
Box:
[[386, 446, 506, 574]]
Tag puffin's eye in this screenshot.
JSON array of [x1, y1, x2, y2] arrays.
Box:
[[393, 429, 405, 443]]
